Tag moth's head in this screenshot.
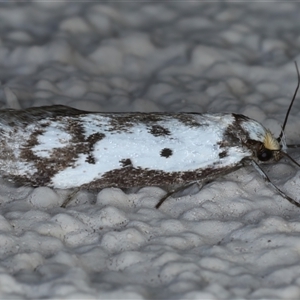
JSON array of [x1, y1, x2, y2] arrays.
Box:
[[239, 116, 283, 163], [257, 129, 282, 162]]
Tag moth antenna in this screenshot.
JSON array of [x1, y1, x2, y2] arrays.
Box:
[[281, 151, 300, 168], [278, 61, 300, 143], [249, 160, 300, 207], [61, 188, 80, 208], [155, 191, 173, 209], [155, 181, 201, 209], [286, 144, 300, 149]]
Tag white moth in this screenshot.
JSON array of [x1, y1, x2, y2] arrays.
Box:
[[1, 67, 300, 208]]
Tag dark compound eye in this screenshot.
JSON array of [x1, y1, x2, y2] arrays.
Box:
[[257, 148, 273, 161]]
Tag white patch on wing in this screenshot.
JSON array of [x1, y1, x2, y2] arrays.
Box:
[[31, 122, 72, 158], [240, 119, 267, 142], [50, 114, 253, 189]]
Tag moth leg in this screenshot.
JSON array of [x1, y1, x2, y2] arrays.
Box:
[[155, 181, 202, 209], [249, 160, 300, 207], [155, 191, 172, 209], [61, 188, 80, 208]]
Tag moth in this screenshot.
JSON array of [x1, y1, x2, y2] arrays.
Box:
[[1, 67, 300, 209]]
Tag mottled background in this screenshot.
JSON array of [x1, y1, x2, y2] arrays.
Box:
[[1, 2, 300, 299]]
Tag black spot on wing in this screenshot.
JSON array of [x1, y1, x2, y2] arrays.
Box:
[[86, 155, 96, 164], [160, 148, 173, 158], [219, 151, 227, 158], [120, 158, 133, 167], [149, 125, 171, 137]]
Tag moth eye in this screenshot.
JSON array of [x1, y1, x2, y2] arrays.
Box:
[[257, 148, 273, 161]]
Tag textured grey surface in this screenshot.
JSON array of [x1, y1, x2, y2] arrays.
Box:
[[1, 2, 300, 299]]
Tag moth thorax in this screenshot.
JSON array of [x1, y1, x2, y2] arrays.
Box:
[[263, 130, 280, 151], [262, 130, 282, 162]]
